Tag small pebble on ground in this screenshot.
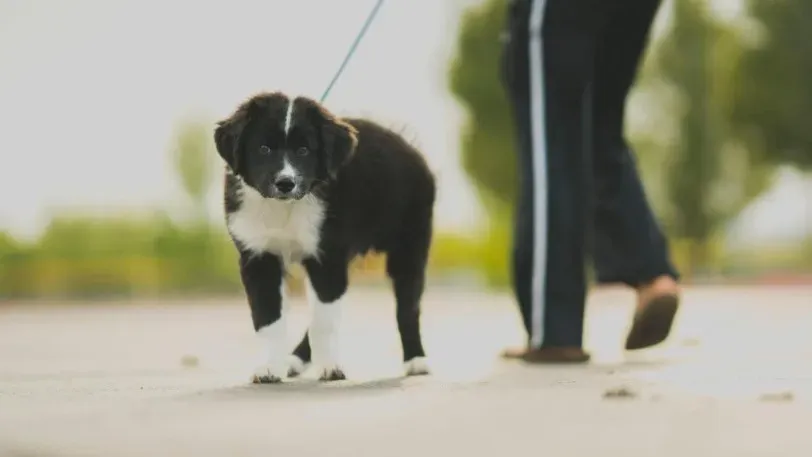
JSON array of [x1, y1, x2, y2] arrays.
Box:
[[180, 355, 200, 368], [603, 386, 638, 399], [758, 391, 794, 402]]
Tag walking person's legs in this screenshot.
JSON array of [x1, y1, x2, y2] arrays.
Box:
[[590, 0, 681, 350], [500, 0, 608, 362]]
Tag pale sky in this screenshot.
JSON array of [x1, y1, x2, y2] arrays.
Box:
[[0, 0, 808, 247]]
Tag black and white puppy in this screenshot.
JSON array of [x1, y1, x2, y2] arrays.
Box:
[[214, 92, 436, 383]]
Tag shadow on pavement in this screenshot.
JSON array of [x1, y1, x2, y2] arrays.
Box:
[[173, 375, 417, 402]]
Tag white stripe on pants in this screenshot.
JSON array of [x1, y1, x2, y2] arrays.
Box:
[[528, 0, 549, 349]]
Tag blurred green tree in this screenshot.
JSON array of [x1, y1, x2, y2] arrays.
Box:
[[448, 0, 516, 215], [167, 117, 232, 290], [170, 119, 217, 224], [728, 0, 812, 170], [632, 0, 775, 275]]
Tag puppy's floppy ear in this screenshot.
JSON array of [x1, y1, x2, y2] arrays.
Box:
[[213, 106, 250, 173], [321, 117, 358, 178]]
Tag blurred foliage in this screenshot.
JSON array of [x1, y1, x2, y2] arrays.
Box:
[[729, 0, 812, 170], [5, 217, 808, 298], [171, 118, 218, 222], [447, 0, 516, 212], [631, 0, 776, 275], [0, 118, 236, 300], [0, 214, 241, 299]]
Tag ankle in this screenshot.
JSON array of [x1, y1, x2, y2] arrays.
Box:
[[638, 275, 679, 293], [636, 275, 679, 310]]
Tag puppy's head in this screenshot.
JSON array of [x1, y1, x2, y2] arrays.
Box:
[[214, 92, 358, 201]]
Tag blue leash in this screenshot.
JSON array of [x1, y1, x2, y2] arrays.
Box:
[[319, 0, 386, 103]]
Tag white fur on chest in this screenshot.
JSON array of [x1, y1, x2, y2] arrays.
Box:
[[227, 183, 325, 264]]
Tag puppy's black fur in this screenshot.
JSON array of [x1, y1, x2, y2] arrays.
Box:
[[214, 92, 435, 382]]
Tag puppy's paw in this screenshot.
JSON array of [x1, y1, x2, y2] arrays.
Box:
[[251, 363, 288, 384], [316, 365, 347, 382], [403, 356, 430, 377], [287, 355, 309, 378], [310, 326, 344, 381]]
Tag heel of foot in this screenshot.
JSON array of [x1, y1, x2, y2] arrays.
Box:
[[404, 356, 430, 376]]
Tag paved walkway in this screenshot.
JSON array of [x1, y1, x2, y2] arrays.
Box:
[[1, 285, 811, 456]]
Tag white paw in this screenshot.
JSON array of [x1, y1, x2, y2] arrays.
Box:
[[404, 356, 430, 377], [305, 278, 346, 382], [287, 355, 309, 378], [316, 365, 347, 382], [251, 363, 288, 384], [253, 318, 289, 384], [311, 331, 344, 382], [310, 328, 345, 382]]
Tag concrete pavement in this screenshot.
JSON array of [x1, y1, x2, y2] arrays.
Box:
[[1, 285, 811, 456]]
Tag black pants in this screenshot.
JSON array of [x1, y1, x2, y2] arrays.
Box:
[[501, 0, 679, 348]]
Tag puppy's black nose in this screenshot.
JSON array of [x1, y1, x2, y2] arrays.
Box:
[[274, 177, 295, 194]]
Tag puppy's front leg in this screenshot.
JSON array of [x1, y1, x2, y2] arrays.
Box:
[[240, 252, 289, 384], [303, 257, 348, 382]]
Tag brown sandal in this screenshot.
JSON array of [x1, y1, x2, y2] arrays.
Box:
[[625, 294, 679, 350], [501, 346, 591, 364]]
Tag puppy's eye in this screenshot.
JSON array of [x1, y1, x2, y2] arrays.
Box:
[[259, 145, 271, 155], [296, 147, 309, 156]]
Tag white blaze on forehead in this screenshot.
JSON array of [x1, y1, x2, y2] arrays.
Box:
[[283, 97, 296, 137]]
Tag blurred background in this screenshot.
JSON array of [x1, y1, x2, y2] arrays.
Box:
[[0, 0, 810, 301]]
